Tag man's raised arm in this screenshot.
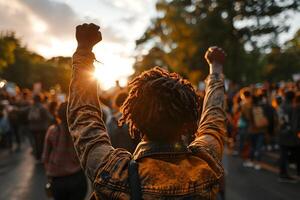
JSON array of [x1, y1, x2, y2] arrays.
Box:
[[189, 47, 227, 160], [67, 23, 118, 181]]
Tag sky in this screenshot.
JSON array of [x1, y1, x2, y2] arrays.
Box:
[[0, 0, 157, 89], [0, 0, 299, 90]]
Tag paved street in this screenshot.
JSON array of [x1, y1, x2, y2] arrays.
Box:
[[0, 145, 299, 200], [224, 155, 300, 200], [0, 147, 47, 200]]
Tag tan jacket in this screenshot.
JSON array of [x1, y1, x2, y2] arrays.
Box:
[[68, 49, 227, 199]]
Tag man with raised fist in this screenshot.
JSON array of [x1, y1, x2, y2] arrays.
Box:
[[68, 23, 226, 199]]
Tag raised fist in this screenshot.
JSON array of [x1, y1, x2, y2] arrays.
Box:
[[205, 46, 226, 65], [76, 23, 102, 50]]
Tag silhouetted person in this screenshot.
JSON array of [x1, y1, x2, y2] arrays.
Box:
[[68, 23, 226, 199], [107, 90, 138, 153], [0, 104, 10, 147], [28, 94, 51, 160], [278, 91, 300, 183], [43, 102, 87, 200]]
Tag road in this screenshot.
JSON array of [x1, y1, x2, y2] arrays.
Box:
[[0, 147, 47, 200], [0, 145, 299, 200], [224, 155, 300, 200]]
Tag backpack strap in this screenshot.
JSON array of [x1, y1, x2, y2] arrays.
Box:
[[128, 160, 142, 200]]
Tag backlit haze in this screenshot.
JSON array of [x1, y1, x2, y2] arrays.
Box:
[[0, 0, 299, 90], [0, 0, 156, 90]]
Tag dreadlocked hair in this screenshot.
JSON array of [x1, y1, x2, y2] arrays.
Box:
[[119, 67, 201, 142]]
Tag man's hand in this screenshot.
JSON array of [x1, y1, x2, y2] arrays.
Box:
[[76, 23, 102, 51], [205, 46, 225, 74]]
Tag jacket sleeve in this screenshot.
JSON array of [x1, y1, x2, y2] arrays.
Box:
[[189, 73, 226, 161], [67, 49, 130, 181]]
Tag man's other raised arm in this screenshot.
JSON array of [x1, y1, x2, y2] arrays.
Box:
[[189, 47, 227, 160]]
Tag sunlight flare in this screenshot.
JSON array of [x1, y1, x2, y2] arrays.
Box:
[[93, 49, 134, 90]]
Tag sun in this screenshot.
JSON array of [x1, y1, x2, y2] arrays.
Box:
[[92, 47, 134, 90]]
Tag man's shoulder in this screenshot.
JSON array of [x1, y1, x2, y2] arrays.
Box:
[[93, 151, 223, 199]]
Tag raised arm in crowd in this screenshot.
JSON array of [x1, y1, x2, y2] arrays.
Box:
[[67, 23, 226, 199]]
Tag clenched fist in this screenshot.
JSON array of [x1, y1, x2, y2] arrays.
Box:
[[205, 46, 225, 65], [205, 46, 225, 74], [76, 23, 102, 50]]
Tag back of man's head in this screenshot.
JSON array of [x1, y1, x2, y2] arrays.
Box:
[[119, 67, 201, 143]]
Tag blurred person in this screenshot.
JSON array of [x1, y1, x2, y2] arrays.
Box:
[[230, 93, 242, 155], [0, 104, 10, 148], [237, 89, 252, 162], [247, 95, 269, 170], [98, 94, 113, 124], [107, 90, 138, 153], [224, 94, 235, 152], [100, 102, 111, 124], [238, 90, 269, 170], [43, 102, 87, 200], [17, 90, 33, 149], [258, 89, 277, 151], [67, 23, 226, 199], [28, 94, 51, 161], [296, 80, 300, 91], [7, 102, 21, 151], [272, 95, 283, 149], [278, 90, 299, 183], [48, 101, 58, 125], [290, 93, 300, 179]]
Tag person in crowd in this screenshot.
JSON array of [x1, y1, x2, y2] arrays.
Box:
[[43, 102, 87, 200], [237, 89, 252, 161], [278, 90, 299, 183], [291, 93, 300, 179], [247, 95, 268, 170], [230, 92, 242, 155], [0, 104, 10, 148], [48, 100, 58, 125], [258, 89, 277, 151], [296, 80, 300, 91], [67, 23, 226, 199], [7, 97, 21, 151], [107, 90, 138, 153], [28, 94, 51, 161], [16, 90, 32, 150]]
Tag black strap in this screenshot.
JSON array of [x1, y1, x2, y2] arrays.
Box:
[[128, 160, 142, 200]]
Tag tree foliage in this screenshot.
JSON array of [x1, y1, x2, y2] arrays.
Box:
[[134, 0, 300, 84], [0, 32, 71, 92], [262, 30, 300, 81], [0, 32, 18, 69]]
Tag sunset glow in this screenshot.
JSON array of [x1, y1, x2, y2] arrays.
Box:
[[0, 0, 156, 91], [93, 48, 134, 90]]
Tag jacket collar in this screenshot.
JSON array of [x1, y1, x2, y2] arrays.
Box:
[[132, 140, 190, 160]]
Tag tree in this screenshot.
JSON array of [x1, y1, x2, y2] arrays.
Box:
[[134, 0, 299, 84], [47, 56, 72, 92], [263, 29, 300, 81], [0, 32, 18, 70], [0, 33, 72, 92]]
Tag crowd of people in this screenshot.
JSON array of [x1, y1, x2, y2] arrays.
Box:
[[0, 77, 299, 199], [0, 88, 88, 200], [0, 83, 144, 200], [225, 80, 300, 182], [0, 23, 299, 200]]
